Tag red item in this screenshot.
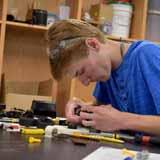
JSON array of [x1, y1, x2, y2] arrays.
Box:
[[142, 136, 150, 144]]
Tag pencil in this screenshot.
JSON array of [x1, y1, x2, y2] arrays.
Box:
[[72, 132, 124, 144]]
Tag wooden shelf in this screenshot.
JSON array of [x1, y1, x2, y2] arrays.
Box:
[[148, 10, 160, 16], [106, 35, 137, 43], [6, 21, 49, 31], [106, 35, 160, 44]]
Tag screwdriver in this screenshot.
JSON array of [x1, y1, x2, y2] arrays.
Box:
[[91, 132, 160, 146], [135, 134, 160, 146]]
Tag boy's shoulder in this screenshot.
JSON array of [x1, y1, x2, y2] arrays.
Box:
[[131, 40, 158, 51], [129, 40, 160, 59]]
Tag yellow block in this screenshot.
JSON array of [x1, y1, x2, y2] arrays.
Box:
[[21, 128, 45, 135]]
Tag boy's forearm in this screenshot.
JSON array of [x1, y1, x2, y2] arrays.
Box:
[[122, 112, 160, 136]]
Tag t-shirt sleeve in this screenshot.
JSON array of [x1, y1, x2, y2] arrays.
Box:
[[93, 81, 110, 104], [139, 44, 160, 114]]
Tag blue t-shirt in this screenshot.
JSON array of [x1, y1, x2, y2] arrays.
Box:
[[93, 40, 160, 115]]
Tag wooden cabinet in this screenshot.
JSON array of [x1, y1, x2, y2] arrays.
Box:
[[0, 0, 82, 116], [128, 0, 148, 40], [0, 0, 158, 116], [81, 0, 149, 42]]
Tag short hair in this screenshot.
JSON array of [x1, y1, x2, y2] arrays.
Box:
[[46, 19, 106, 80]]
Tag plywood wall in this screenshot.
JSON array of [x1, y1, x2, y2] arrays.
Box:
[[70, 79, 95, 102], [3, 27, 52, 82], [82, 0, 101, 12], [0, 0, 3, 20]]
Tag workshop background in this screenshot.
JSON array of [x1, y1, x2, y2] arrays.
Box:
[[0, 0, 159, 116]]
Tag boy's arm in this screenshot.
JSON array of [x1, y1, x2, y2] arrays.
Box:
[[80, 104, 160, 136], [124, 112, 160, 136]]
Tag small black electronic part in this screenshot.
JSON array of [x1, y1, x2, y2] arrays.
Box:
[[37, 117, 54, 129], [74, 105, 93, 116], [5, 108, 25, 118], [59, 119, 68, 126], [74, 105, 82, 116], [67, 122, 77, 129], [89, 128, 101, 133], [20, 115, 54, 128], [22, 110, 34, 118], [19, 117, 37, 127]]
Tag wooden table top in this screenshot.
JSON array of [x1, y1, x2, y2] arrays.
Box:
[[0, 130, 160, 160]]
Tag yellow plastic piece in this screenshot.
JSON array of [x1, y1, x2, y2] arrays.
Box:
[[28, 137, 41, 144], [53, 117, 60, 125], [122, 148, 136, 158], [21, 128, 44, 135]]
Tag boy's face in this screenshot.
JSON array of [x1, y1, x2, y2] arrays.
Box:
[[67, 47, 112, 86]]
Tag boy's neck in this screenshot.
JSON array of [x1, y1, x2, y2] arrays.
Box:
[[105, 40, 130, 70]]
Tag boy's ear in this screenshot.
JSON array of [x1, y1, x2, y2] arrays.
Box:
[[85, 38, 100, 52]]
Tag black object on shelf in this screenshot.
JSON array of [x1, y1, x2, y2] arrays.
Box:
[[31, 100, 56, 118], [7, 14, 15, 21], [32, 9, 48, 26]]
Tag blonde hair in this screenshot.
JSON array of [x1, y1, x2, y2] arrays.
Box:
[[47, 19, 106, 80]]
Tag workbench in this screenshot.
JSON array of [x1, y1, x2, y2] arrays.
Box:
[[0, 130, 160, 160]]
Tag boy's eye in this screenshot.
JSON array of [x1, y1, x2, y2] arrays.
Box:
[[79, 68, 85, 75], [75, 71, 79, 77], [74, 68, 85, 77]]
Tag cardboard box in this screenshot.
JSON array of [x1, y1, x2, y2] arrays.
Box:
[[5, 93, 52, 110], [5, 81, 39, 95], [90, 4, 113, 22], [38, 79, 53, 96], [0, 74, 54, 110]]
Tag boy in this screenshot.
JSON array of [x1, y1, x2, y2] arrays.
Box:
[[47, 19, 160, 136]]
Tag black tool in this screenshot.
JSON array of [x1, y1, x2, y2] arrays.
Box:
[[111, 132, 160, 146], [135, 134, 160, 146]]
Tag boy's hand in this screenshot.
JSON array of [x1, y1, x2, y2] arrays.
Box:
[[80, 104, 127, 131], [65, 97, 85, 124]]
